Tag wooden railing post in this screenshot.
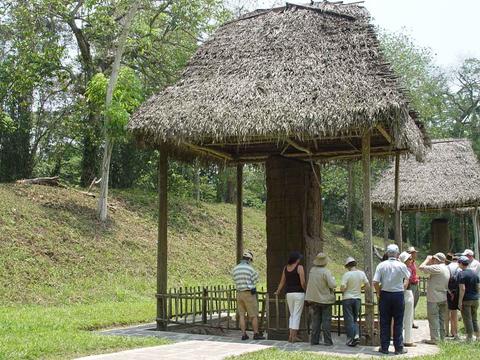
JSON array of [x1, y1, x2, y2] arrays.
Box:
[[202, 287, 208, 324]]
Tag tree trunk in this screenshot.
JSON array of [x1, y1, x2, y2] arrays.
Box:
[[97, 2, 141, 221], [225, 173, 235, 204], [98, 138, 114, 221], [194, 161, 200, 204]]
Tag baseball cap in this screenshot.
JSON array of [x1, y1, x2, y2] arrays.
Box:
[[242, 251, 253, 261], [463, 249, 474, 257], [433, 252, 446, 262], [458, 256, 470, 265], [344, 256, 356, 266], [407, 246, 417, 253], [386, 244, 399, 254]]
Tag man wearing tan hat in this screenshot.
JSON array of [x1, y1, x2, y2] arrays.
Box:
[[419, 252, 450, 344], [305, 252, 336, 346]]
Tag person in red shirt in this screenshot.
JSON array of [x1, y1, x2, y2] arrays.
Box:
[[407, 247, 420, 328]]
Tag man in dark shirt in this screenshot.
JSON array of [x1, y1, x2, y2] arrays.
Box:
[[457, 256, 480, 341]]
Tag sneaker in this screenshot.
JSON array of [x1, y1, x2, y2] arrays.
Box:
[[378, 348, 389, 355], [322, 342, 334, 346], [404, 343, 416, 347], [395, 348, 408, 355], [351, 338, 360, 347], [241, 334, 249, 341], [253, 333, 265, 340], [423, 339, 437, 345], [412, 324, 419, 329]]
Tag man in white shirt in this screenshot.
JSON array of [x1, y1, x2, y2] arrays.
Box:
[[419, 252, 450, 344], [340, 256, 369, 347], [463, 249, 480, 276], [373, 244, 411, 355]]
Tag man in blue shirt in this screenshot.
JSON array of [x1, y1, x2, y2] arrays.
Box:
[[373, 244, 411, 355], [457, 256, 480, 341]]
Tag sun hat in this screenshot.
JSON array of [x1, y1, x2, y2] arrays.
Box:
[[463, 249, 474, 257], [344, 256, 356, 266], [242, 250, 253, 261], [433, 252, 446, 263], [313, 252, 329, 266], [458, 256, 471, 265], [407, 246, 417, 253], [399, 251, 412, 263]]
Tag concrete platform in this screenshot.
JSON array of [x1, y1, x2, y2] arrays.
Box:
[[76, 320, 440, 359]]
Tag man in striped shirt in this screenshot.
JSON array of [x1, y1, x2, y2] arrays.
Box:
[[232, 251, 265, 340]]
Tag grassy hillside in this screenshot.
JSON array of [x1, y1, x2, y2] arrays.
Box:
[[0, 183, 386, 306], [0, 184, 267, 305]]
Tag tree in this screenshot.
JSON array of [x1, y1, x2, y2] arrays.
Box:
[[379, 30, 449, 137]]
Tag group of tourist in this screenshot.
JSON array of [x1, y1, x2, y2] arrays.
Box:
[[231, 245, 480, 354]]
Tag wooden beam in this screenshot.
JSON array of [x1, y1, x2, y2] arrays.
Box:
[[184, 142, 233, 161], [361, 131, 375, 346], [234, 148, 412, 164], [286, 138, 312, 155], [157, 151, 168, 330], [394, 153, 402, 250], [236, 164, 244, 264], [376, 124, 393, 144]]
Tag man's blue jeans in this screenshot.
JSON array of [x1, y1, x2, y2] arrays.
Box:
[[342, 298, 361, 343], [379, 291, 405, 352]]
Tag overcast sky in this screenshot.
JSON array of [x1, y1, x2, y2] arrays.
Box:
[[254, 0, 480, 69]]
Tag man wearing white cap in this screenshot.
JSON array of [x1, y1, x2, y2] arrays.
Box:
[[399, 251, 415, 347], [231, 251, 265, 340], [373, 244, 411, 355], [419, 252, 450, 344], [340, 256, 369, 347], [463, 249, 480, 277]]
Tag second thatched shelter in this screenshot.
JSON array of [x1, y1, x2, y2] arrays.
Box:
[[372, 139, 480, 211]]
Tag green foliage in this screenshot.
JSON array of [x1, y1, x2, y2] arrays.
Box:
[[379, 30, 449, 135], [0, 112, 15, 133], [86, 67, 143, 139]]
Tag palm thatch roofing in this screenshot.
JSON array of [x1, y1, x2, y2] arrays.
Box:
[[129, 1, 427, 164], [372, 139, 480, 212]]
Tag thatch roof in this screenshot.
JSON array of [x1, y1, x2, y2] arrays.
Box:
[[129, 1, 427, 163], [372, 139, 480, 212]]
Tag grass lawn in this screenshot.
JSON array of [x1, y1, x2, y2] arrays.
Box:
[[0, 301, 168, 360], [228, 341, 480, 360]]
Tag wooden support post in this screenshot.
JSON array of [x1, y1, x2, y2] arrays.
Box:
[[473, 208, 480, 260], [156, 151, 168, 330], [236, 164, 244, 264], [394, 153, 402, 250], [362, 131, 375, 345]]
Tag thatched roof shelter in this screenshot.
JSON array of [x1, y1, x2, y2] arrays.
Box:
[[372, 139, 480, 212], [129, 1, 427, 163]]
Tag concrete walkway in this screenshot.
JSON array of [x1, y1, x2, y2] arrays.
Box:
[[76, 320, 440, 359], [75, 340, 270, 360]]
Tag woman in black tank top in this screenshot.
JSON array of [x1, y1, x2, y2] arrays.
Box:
[[274, 251, 306, 342]]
